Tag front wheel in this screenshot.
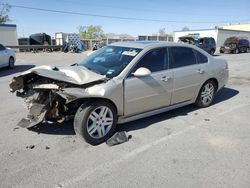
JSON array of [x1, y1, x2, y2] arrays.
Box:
[[74, 101, 117, 145], [195, 80, 216, 108]]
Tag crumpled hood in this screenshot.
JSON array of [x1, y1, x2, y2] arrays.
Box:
[[20, 65, 106, 85]]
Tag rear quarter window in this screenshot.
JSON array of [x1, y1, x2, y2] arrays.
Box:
[[195, 50, 208, 64]]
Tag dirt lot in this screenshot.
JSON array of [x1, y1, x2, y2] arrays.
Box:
[[0, 51, 250, 188]]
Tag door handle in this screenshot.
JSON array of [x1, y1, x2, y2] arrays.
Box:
[[161, 76, 171, 82], [197, 69, 205, 74]]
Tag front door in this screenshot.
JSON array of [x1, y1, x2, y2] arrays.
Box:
[[124, 48, 173, 117]]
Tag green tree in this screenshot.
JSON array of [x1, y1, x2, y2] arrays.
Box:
[[181, 26, 190, 31], [0, 3, 11, 24], [78, 25, 105, 39]]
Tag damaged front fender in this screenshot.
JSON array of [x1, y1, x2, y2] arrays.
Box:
[[9, 65, 108, 128]]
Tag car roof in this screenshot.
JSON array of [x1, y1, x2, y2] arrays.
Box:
[[110, 41, 194, 49]]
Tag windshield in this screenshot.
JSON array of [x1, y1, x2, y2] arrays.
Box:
[[79, 45, 142, 78]]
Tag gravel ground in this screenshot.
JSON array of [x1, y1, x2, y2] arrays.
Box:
[[0, 51, 249, 188]]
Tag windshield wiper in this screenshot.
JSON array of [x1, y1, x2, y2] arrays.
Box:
[[86, 67, 102, 75]]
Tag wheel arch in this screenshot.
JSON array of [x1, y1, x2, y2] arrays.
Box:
[[70, 97, 118, 115], [205, 78, 218, 91], [195, 77, 218, 101], [9, 56, 15, 62]]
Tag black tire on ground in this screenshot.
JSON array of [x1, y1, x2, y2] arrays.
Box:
[[195, 80, 217, 108], [209, 49, 215, 55], [234, 48, 239, 54], [8, 57, 15, 69], [74, 100, 117, 145]]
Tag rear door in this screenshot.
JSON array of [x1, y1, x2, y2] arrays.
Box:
[[169, 46, 208, 104], [124, 47, 173, 117]]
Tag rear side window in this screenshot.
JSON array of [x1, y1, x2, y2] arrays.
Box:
[[204, 38, 209, 44], [240, 39, 249, 45], [134, 48, 167, 73], [170, 47, 196, 68], [195, 50, 208, 64]]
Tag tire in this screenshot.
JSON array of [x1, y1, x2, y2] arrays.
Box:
[[195, 80, 216, 108], [209, 49, 215, 55], [234, 48, 239, 54], [220, 50, 224, 54], [74, 101, 117, 145], [246, 48, 250, 53], [8, 57, 15, 69]]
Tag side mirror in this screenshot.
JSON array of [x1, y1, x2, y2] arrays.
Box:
[[132, 67, 151, 77]]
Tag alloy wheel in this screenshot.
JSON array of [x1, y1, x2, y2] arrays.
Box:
[[86, 106, 114, 139], [9, 57, 14, 68], [201, 83, 214, 105]]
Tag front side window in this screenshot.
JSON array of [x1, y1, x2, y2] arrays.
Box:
[[79, 46, 142, 78], [133, 48, 167, 73], [170, 47, 196, 68]]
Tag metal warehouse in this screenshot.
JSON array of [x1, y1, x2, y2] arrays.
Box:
[[174, 28, 250, 51]]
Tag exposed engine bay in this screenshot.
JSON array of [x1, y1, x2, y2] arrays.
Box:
[[9, 65, 107, 128]]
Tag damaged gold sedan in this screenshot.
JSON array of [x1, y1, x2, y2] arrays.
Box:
[[10, 42, 229, 145]]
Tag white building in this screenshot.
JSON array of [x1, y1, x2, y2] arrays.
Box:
[[0, 24, 18, 46], [174, 28, 250, 50]]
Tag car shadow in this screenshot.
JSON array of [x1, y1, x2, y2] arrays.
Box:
[[0, 65, 35, 77], [27, 87, 239, 136], [28, 120, 75, 135], [117, 87, 239, 132]]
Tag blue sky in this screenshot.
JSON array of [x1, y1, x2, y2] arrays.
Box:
[[4, 0, 250, 38]]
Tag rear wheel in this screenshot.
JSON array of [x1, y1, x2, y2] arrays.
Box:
[[8, 57, 15, 68], [74, 101, 117, 145], [209, 49, 215, 55], [195, 80, 216, 108]]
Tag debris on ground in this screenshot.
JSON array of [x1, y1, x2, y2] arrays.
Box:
[[194, 113, 198, 115], [204, 118, 211, 121], [26, 145, 35, 149], [55, 183, 63, 188], [106, 131, 132, 146], [13, 127, 20, 131], [45, 146, 50, 150]]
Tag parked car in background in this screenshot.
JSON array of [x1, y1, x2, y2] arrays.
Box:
[[0, 44, 16, 68], [196, 37, 216, 55], [10, 41, 229, 145], [179, 36, 216, 55], [220, 37, 250, 54]]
